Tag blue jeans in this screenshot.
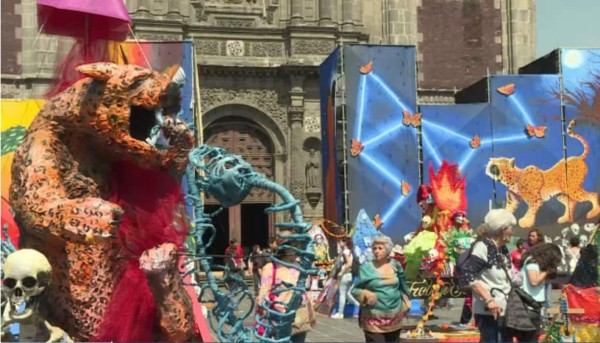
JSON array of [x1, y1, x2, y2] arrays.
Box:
[[337, 273, 359, 314], [475, 314, 508, 343]]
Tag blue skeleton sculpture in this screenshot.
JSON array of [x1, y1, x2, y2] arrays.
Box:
[[182, 145, 317, 343]]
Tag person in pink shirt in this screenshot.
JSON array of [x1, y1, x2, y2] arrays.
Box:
[[510, 239, 526, 271]]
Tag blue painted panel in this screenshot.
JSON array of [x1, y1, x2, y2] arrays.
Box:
[[420, 103, 492, 227], [561, 49, 600, 225], [487, 75, 565, 229], [342, 45, 420, 242]]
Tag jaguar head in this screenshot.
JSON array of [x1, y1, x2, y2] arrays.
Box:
[[73, 63, 193, 170], [485, 157, 516, 183]]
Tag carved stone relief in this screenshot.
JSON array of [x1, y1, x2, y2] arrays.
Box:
[[192, 0, 270, 25], [226, 40, 245, 56], [288, 106, 304, 124], [265, 11, 274, 24], [205, 0, 257, 4], [200, 88, 288, 131], [138, 33, 179, 41], [292, 39, 335, 55], [250, 42, 284, 57], [303, 116, 320, 133], [289, 180, 305, 201], [215, 19, 255, 28], [1, 84, 20, 99], [195, 40, 220, 56]]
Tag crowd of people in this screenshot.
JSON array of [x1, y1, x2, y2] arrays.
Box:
[[222, 208, 586, 343]]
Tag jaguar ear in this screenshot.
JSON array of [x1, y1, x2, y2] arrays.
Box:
[[76, 63, 120, 81], [509, 158, 515, 167], [122, 65, 154, 87]]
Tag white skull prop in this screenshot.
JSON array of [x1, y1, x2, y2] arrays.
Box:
[[453, 212, 466, 225], [421, 215, 432, 229], [561, 227, 570, 238], [2, 249, 52, 321], [579, 235, 588, 247], [570, 223, 580, 236], [428, 248, 439, 259], [584, 223, 598, 233]]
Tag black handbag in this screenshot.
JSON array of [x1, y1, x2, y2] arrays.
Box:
[[501, 263, 543, 331]]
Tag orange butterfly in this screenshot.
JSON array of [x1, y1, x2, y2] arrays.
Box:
[[402, 110, 422, 128], [497, 83, 515, 96], [372, 214, 383, 229], [469, 134, 481, 149], [360, 61, 374, 74], [401, 180, 411, 196], [351, 139, 364, 157], [525, 124, 547, 138]]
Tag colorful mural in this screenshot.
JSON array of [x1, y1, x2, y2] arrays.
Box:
[[319, 45, 421, 243], [487, 75, 568, 229], [1, 100, 45, 199], [321, 46, 600, 239], [343, 45, 420, 244], [561, 49, 600, 223], [420, 103, 492, 227]]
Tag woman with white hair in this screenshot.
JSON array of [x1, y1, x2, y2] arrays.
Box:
[[351, 235, 411, 343], [458, 208, 515, 343]]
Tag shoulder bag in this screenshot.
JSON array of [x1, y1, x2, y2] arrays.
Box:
[[501, 259, 543, 332]]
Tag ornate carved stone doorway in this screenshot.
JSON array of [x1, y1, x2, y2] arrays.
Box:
[[204, 116, 275, 253]]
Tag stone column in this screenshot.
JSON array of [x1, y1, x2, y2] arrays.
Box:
[[290, 0, 304, 25], [341, 0, 353, 30], [352, 0, 362, 26], [288, 75, 305, 203], [501, 0, 536, 73], [166, 0, 182, 19], [318, 0, 334, 26], [126, 0, 138, 13], [342, 0, 362, 30], [136, 0, 153, 18]]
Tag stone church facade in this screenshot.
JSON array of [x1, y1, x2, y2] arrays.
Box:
[[1, 0, 535, 247]]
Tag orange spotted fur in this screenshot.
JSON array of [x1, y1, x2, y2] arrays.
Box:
[[9, 63, 197, 342], [485, 120, 599, 228]]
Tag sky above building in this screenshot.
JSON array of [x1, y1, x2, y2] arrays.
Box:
[[536, 0, 600, 57]]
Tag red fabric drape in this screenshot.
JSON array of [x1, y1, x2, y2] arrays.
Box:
[[45, 39, 111, 98], [92, 161, 189, 342], [564, 284, 600, 325]]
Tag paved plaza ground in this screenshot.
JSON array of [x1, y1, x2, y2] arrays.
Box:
[[206, 290, 563, 342], [306, 298, 467, 342]]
